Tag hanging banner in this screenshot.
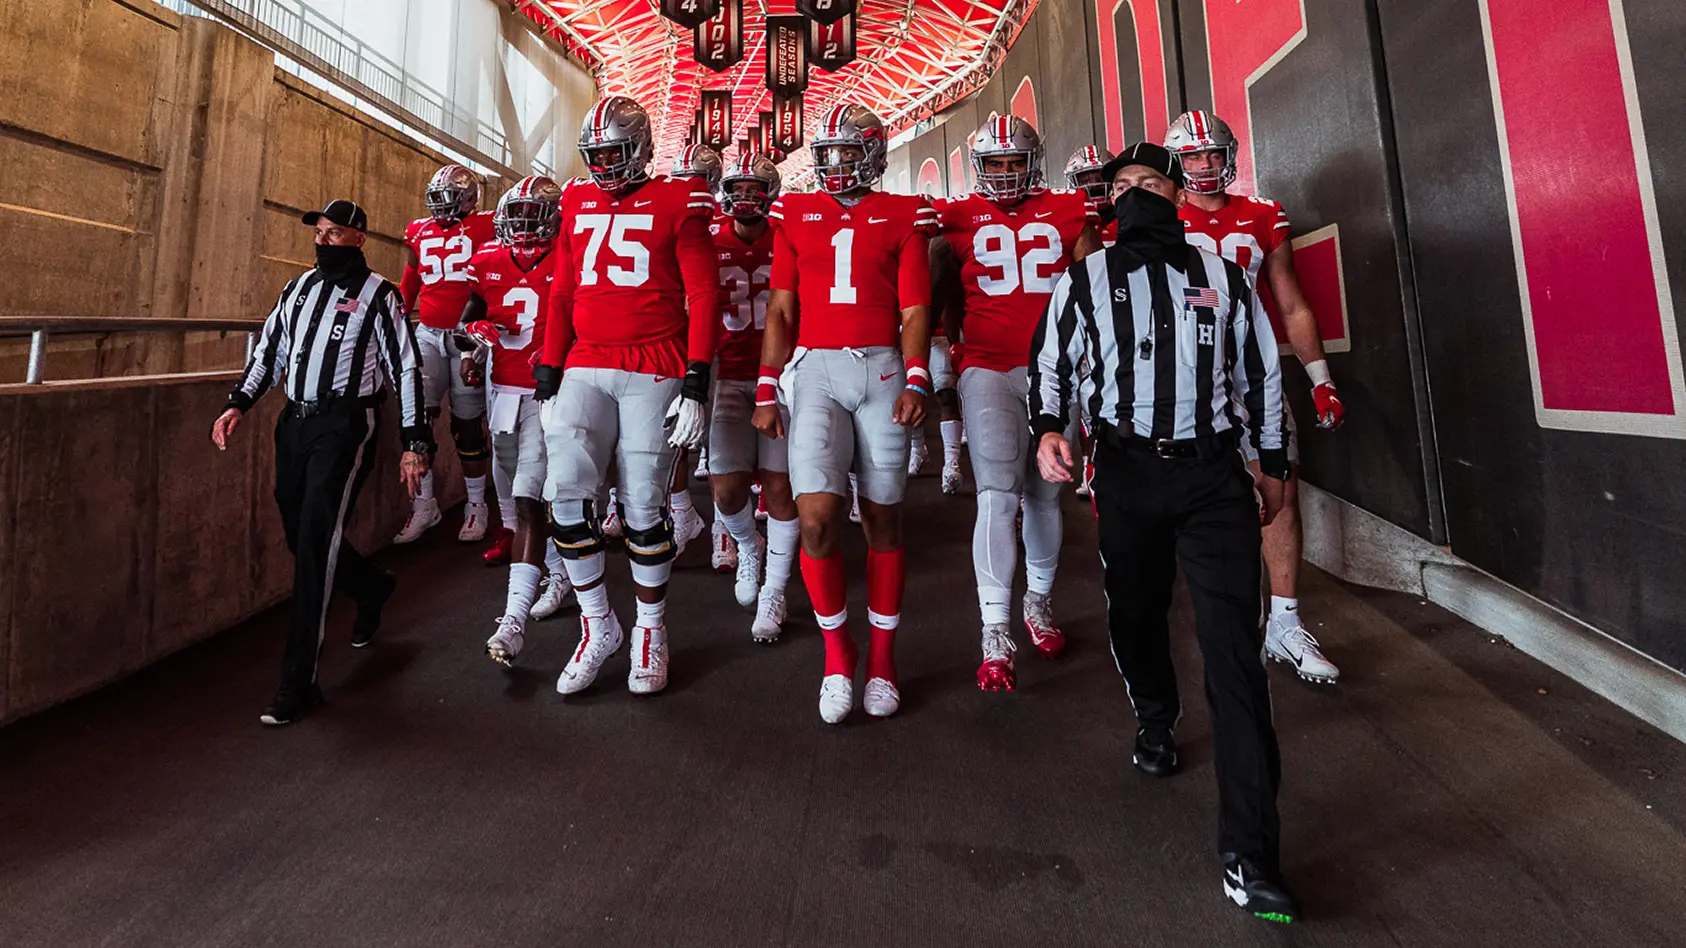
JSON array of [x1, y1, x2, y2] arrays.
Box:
[[692, 109, 705, 147], [807, 13, 857, 73], [765, 15, 809, 96], [758, 111, 774, 153], [747, 125, 763, 156], [796, 0, 854, 26], [771, 93, 803, 152], [768, 148, 788, 165], [693, 0, 744, 73], [700, 90, 733, 150], [660, 0, 719, 30]]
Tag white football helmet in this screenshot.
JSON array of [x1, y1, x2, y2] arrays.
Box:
[[671, 144, 724, 194], [578, 96, 654, 194], [811, 103, 888, 195], [970, 115, 1044, 204], [425, 164, 482, 222], [1063, 146, 1115, 210], [718, 152, 781, 221], [495, 176, 563, 248], [1163, 110, 1238, 195]]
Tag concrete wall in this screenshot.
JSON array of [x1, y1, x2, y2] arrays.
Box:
[[0, 373, 420, 724], [0, 0, 520, 382]]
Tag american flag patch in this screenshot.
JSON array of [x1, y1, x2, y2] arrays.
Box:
[[334, 298, 361, 313], [1182, 287, 1220, 308]]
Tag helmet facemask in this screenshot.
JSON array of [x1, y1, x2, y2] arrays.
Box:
[[497, 198, 558, 249], [974, 153, 1037, 204], [814, 143, 874, 195], [722, 178, 772, 221], [425, 185, 472, 222], [583, 141, 645, 195], [1174, 143, 1237, 195]]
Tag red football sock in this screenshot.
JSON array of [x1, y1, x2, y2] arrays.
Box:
[[865, 546, 905, 683], [801, 549, 855, 677]]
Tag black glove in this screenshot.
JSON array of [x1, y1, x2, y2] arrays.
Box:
[[680, 360, 711, 404], [533, 364, 562, 401]]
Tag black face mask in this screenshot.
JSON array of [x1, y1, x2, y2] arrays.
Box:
[[315, 242, 369, 282], [1111, 187, 1186, 264]]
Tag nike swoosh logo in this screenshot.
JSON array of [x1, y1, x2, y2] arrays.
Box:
[[1226, 868, 1246, 888], [1035, 212, 1054, 219], [1236, 220, 1253, 226], [880, 373, 896, 381], [868, 217, 888, 224], [635, 200, 653, 207]]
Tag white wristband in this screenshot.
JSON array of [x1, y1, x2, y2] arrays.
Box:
[[1304, 359, 1332, 387]]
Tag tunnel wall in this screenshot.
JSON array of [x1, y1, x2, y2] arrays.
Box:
[[0, 0, 525, 383], [890, 0, 1686, 672]]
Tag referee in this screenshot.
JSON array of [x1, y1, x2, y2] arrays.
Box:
[[211, 200, 433, 727], [1027, 144, 1297, 922]]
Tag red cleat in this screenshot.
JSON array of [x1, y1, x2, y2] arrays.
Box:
[[1024, 619, 1066, 659], [482, 528, 514, 567], [977, 658, 1016, 692]]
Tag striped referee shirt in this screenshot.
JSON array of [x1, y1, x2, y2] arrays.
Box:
[[1028, 241, 1289, 475], [228, 268, 428, 441]]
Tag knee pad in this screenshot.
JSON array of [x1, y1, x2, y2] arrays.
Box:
[[452, 418, 489, 462], [548, 499, 604, 559], [621, 506, 675, 566]]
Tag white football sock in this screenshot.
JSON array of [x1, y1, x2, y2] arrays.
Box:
[[720, 502, 759, 547], [465, 475, 486, 504], [940, 420, 964, 465], [978, 584, 1011, 627], [635, 597, 666, 628], [564, 552, 610, 618], [505, 563, 541, 620], [545, 542, 565, 575], [764, 516, 799, 594], [670, 488, 695, 519], [1271, 596, 1300, 624], [973, 489, 1021, 615], [1020, 490, 1063, 596], [911, 426, 927, 449], [500, 499, 518, 531], [417, 471, 436, 503]]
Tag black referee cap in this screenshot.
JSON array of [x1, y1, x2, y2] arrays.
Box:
[[1100, 143, 1185, 189], [301, 199, 368, 231]]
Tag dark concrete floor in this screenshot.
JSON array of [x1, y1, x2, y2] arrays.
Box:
[[3, 477, 1685, 948]]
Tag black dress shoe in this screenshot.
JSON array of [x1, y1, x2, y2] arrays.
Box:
[[1132, 726, 1179, 777], [1222, 854, 1298, 924], [351, 570, 397, 648], [260, 683, 324, 726]]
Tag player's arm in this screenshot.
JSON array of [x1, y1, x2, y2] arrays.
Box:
[[929, 234, 965, 342], [1029, 271, 1086, 482], [1071, 223, 1103, 262], [1261, 240, 1342, 428], [667, 211, 722, 449], [400, 244, 422, 313], [457, 290, 491, 386], [895, 227, 934, 428], [535, 221, 577, 400], [753, 222, 800, 439]]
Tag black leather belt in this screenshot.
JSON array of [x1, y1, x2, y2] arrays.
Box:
[[286, 392, 383, 419], [1096, 422, 1239, 460]]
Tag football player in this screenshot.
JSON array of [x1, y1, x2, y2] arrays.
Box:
[[1065, 146, 1116, 247], [932, 116, 1100, 691], [399, 164, 499, 546], [754, 104, 937, 723], [670, 145, 728, 568], [708, 153, 799, 642], [536, 96, 720, 697], [457, 177, 576, 665], [1165, 110, 1346, 683]]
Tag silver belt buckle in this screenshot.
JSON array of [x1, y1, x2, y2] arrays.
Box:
[[1154, 439, 1179, 459]]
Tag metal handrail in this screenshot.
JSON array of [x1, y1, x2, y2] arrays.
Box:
[[0, 317, 265, 385]]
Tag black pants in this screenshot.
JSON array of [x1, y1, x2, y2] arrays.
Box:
[[273, 404, 381, 690], [1090, 435, 1282, 866]]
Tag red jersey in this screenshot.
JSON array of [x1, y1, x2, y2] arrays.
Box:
[[402, 212, 497, 329], [1179, 193, 1290, 288], [936, 189, 1096, 372], [768, 191, 936, 350], [466, 244, 554, 389], [711, 215, 775, 382], [1098, 217, 1117, 248], [541, 175, 720, 376]]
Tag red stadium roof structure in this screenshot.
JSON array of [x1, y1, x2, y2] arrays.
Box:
[[514, 0, 1038, 183]]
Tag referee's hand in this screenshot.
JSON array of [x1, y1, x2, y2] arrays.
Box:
[[399, 451, 429, 498], [1036, 433, 1075, 483], [211, 408, 242, 451]]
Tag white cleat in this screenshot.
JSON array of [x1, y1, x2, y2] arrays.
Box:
[[751, 590, 787, 644], [710, 520, 737, 572], [602, 506, 623, 539], [394, 498, 442, 544], [627, 624, 669, 694], [556, 612, 624, 695], [529, 573, 575, 620], [940, 461, 963, 496], [819, 674, 854, 724], [674, 506, 707, 559], [1264, 614, 1341, 684], [907, 435, 929, 476], [734, 533, 765, 608], [863, 678, 901, 718], [976, 623, 1017, 692], [458, 500, 490, 542], [485, 614, 525, 667]]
